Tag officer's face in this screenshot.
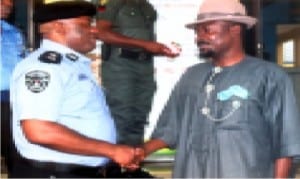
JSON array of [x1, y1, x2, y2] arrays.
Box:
[[63, 16, 97, 54], [195, 20, 236, 59], [0, 0, 13, 19]]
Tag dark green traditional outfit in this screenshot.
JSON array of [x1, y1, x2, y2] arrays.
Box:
[[151, 56, 300, 178]]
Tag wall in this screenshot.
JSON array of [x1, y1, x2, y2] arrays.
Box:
[[262, 2, 290, 62], [286, 68, 300, 111], [277, 27, 300, 67]]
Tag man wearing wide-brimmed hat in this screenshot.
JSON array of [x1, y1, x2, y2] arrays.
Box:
[[137, 0, 300, 178]]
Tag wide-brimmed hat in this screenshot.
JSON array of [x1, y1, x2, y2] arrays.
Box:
[[186, 0, 257, 29]]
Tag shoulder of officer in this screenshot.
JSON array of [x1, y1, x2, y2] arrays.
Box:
[[38, 51, 80, 64], [39, 51, 62, 64]]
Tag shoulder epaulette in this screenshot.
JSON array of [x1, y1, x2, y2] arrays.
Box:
[[39, 51, 62, 64], [66, 53, 79, 62]]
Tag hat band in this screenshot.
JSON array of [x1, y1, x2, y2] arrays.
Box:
[[197, 12, 245, 20]]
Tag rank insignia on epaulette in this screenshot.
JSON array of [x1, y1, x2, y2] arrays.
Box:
[[66, 53, 79, 62], [100, 0, 108, 6], [98, 0, 108, 12], [25, 70, 50, 93], [39, 51, 62, 64]]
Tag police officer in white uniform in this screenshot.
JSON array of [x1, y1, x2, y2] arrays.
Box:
[[10, 1, 138, 178]]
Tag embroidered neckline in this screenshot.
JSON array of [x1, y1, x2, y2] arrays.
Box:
[[200, 67, 241, 122]]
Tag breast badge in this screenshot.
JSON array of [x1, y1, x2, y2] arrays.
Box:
[[25, 70, 50, 93]]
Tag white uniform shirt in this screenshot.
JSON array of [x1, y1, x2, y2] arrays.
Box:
[[10, 39, 116, 167]]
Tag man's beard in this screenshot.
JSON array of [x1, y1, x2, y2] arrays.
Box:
[[198, 50, 216, 59], [197, 40, 216, 59]]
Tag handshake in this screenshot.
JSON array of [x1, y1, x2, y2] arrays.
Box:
[[110, 144, 147, 171]]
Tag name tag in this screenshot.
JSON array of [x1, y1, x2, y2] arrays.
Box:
[[78, 74, 88, 81]]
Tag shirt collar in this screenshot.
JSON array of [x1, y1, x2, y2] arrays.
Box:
[[1, 20, 13, 31], [41, 39, 90, 62]]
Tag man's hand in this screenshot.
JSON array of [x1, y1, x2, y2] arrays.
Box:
[[111, 144, 136, 167], [123, 147, 145, 171], [274, 157, 292, 178], [145, 42, 181, 58], [134, 147, 145, 162]]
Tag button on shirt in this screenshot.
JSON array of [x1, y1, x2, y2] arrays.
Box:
[[1, 20, 25, 101], [10, 39, 116, 167]]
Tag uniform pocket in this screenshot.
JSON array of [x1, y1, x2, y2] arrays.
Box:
[[117, 5, 145, 28]]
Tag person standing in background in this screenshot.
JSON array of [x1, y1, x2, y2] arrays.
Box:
[[10, 1, 138, 178], [96, 0, 179, 177], [136, 0, 300, 178], [0, 0, 26, 175]]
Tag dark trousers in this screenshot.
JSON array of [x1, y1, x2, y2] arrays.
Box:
[[101, 59, 156, 178], [10, 158, 105, 178], [1, 101, 20, 175], [9, 158, 153, 178], [102, 58, 156, 146]]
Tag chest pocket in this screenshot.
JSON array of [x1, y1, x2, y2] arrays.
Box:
[[140, 2, 157, 27], [76, 73, 96, 93], [116, 2, 156, 28]]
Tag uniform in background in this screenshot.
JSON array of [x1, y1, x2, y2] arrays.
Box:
[[1, 14, 26, 175], [97, 0, 157, 146]]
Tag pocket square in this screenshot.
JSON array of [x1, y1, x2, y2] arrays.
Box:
[[217, 85, 249, 101]]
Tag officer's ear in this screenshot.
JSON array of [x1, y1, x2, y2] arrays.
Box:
[[52, 21, 66, 35], [39, 20, 65, 36]]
